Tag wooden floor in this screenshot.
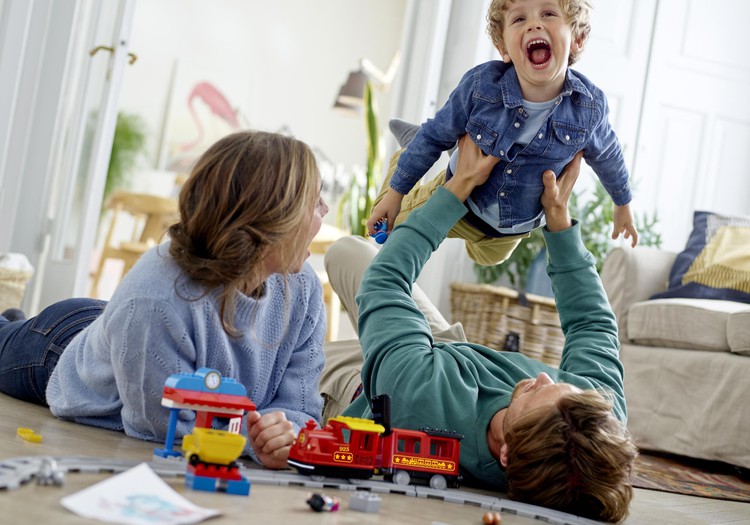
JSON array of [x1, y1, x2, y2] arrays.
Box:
[[2, 393, 749, 524]]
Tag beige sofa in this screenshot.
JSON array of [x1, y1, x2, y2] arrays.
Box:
[[601, 247, 750, 469]]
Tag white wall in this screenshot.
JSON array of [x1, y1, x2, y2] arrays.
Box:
[[3, 0, 748, 322], [119, 0, 407, 175]]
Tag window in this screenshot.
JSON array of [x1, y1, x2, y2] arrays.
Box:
[[359, 433, 372, 450], [430, 439, 453, 458], [397, 436, 421, 454]]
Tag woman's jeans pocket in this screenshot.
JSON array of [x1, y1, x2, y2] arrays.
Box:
[[0, 298, 106, 405]]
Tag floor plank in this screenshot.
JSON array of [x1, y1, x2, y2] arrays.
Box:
[[2, 393, 749, 524]]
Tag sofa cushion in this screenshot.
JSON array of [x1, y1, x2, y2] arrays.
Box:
[[728, 310, 750, 356], [650, 211, 750, 304], [628, 298, 750, 351]]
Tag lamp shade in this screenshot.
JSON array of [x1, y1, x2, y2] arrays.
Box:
[[332, 99, 362, 116], [335, 70, 367, 106]]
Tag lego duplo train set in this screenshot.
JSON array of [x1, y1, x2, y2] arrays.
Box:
[[153, 368, 464, 496], [1, 368, 605, 525]]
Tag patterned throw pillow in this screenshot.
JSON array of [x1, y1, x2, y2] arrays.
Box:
[[651, 211, 750, 304]]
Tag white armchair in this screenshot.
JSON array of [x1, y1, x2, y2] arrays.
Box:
[[602, 247, 750, 469]]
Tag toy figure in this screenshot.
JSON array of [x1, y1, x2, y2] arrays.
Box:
[[372, 220, 389, 244], [306, 493, 339, 512]]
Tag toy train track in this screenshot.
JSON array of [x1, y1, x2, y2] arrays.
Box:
[[0, 454, 601, 525]]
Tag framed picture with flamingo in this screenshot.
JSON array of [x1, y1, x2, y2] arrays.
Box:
[[157, 60, 249, 174]]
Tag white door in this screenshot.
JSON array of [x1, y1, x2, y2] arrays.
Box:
[[25, 0, 136, 312], [572, 0, 658, 196], [632, 0, 750, 251]]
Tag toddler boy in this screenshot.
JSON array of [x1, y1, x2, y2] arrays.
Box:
[[368, 0, 638, 265]]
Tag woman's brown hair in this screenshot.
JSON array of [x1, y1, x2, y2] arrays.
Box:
[[504, 390, 638, 522], [168, 130, 319, 335]]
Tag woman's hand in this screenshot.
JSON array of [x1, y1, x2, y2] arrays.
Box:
[[444, 135, 500, 201], [246, 410, 296, 469], [540, 152, 583, 232]]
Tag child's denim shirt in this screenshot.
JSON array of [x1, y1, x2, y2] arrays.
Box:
[[391, 61, 632, 231]]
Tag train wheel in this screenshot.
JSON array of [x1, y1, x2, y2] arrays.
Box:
[[392, 470, 411, 486], [348, 478, 364, 485], [429, 474, 447, 490], [310, 475, 325, 482]]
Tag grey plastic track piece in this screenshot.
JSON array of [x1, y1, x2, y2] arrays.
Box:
[[0, 455, 602, 525]]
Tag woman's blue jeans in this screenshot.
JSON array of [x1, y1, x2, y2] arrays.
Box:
[[0, 298, 106, 406]]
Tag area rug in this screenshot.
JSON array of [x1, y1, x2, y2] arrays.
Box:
[[631, 452, 750, 502]]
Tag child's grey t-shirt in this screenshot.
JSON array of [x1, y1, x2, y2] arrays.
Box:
[[449, 96, 561, 234]]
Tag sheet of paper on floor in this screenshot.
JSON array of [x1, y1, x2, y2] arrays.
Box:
[[60, 462, 220, 525]]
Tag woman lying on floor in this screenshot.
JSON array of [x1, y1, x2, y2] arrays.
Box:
[[0, 131, 329, 469]]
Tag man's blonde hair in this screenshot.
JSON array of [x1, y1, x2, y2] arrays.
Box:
[[504, 389, 638, 522], [486, 0, 592, 65]]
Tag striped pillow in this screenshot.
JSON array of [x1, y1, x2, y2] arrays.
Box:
[[651, 211, 750, 304]]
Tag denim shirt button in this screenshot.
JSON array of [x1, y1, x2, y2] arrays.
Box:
[[500, 192, 506, 197], [506, 169, 512, 174], [499, 150, 505, 156], [565, 134, 571, 141], [538, 133, 543, 139], [518, 108, 523, 114], [514, 122, 520, 128], [476, 134, 482, 140]]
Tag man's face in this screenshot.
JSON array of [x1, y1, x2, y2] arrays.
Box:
[[503, 372, 583, 435]]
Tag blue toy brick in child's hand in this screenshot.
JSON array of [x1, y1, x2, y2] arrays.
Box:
[[372, 220, 388, 244]]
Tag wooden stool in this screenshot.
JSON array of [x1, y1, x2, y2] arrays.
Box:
[[309, 223, 345, 342], [91, 191, 178, 297]]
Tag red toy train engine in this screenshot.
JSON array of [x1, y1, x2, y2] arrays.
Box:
[[288, 395, 463, 489]]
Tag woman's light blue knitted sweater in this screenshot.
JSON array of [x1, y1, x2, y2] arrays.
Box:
[[46, 243, 325, 461]]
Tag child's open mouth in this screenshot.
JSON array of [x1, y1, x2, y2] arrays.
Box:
[[526, 39, 551, 67]]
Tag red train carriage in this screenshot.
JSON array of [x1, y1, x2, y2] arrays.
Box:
[[379, 427, 462, 489], [288, 395, 463, 488]]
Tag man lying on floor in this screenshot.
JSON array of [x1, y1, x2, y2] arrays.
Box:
[[320, 135, 637, 523]]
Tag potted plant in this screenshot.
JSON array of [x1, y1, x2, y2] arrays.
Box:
[[474, 180, 662, 291], [336, 82, 382, 237], [104, 112, 148, 201]]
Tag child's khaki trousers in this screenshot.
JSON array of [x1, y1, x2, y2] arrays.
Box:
[[375, 149, 528, 266]]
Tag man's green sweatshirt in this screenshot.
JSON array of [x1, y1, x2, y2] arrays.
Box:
[[344, 187, 625, 487]]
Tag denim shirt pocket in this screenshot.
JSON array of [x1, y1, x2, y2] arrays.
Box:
[[541, 121, 587, 160], [466, 120, 498, 156]]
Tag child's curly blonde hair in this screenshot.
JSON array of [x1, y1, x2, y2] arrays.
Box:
[[486, 0, 592, 66]]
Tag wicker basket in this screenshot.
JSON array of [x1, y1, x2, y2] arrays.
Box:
[[0, 254, 34, 313], [450, 282, 564, 367]]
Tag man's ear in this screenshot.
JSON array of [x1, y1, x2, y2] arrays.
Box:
[[496, 45, 512, 64], [500, 443, 509, 468]]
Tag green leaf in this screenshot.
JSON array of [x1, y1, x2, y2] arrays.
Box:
[[336, 80, 383, 237], [106, 112, 148, 201], [473, 176, 662, 285]]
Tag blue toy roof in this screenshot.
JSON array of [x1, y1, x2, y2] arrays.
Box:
[[163, 367, 247, 397]]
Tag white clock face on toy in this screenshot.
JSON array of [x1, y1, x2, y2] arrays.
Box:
[[204, 371, 221, 390]]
